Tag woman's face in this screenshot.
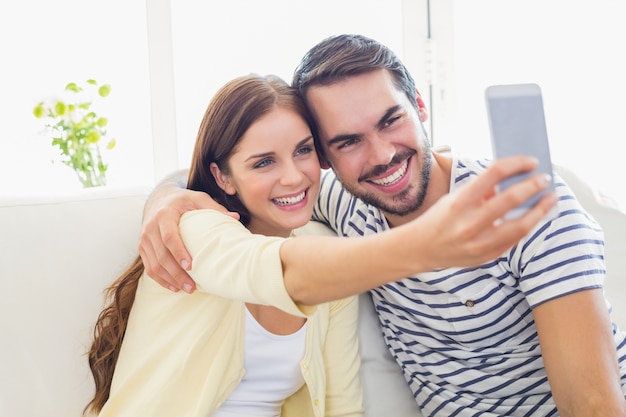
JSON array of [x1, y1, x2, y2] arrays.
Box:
[[213, 107, 320, 237]]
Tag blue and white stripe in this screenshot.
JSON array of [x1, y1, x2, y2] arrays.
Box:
[[313, 158, 626, 416]]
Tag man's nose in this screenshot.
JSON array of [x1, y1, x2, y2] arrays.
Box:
[[367, 135, 395, 166]]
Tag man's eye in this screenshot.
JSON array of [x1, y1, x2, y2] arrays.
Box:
[[337, 138, 358, 150], [383, 115, 401, 128]]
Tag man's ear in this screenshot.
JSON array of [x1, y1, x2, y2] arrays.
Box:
[[316, 149, 332, 170], [416, 89, 428, 123], [320, 160, 331, 169], [210, 162, 236, 195]]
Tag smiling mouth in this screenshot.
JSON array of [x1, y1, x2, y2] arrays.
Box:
[[272, 190, 306, 206], [368, 159, 408, 186]]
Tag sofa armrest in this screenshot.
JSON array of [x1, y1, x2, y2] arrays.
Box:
[[0, 186, 151, 417]]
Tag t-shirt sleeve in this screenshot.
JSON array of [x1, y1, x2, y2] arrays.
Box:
[[516, 174, 606, 308], [312, 169, 355, 235]]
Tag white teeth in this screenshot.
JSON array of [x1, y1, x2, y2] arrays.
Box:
[[273, 191, 305, 206], [370, 161, 407, 186]]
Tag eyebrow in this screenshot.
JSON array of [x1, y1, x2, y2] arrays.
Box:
[[376, 105, 403, 130], [244, 136, 314, 162], [326, 105, 403, 147]]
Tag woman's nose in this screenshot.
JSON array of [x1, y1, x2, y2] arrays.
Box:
[[280, 160, 305, 186]]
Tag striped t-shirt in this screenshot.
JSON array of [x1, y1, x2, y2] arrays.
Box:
[[313, 157, 626, 416]]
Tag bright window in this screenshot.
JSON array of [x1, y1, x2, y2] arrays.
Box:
[[0, 0, 153, 195], [5, 0, 622, 210], [432, 0, 626, 208], [1, 0, 415, 196], [167, 0, 410, 172]]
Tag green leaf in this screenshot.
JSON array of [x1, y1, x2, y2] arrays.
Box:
[[54, 101, 67, 116], [33, 104, 45, 118], [86, 130, 101, 144], [96, 117, 108, 127], [98, 84, 111, 97], [65, 82, 81, 93]]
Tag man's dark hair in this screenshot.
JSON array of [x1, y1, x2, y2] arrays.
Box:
[[292, 34, 418, 109]]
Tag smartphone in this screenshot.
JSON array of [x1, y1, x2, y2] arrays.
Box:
[[485, 83, 557, 221]]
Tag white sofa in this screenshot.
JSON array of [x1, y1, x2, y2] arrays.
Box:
[[1, 167, 625, 417]]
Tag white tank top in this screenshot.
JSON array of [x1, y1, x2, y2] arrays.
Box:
[[212, 308, 307, 417]]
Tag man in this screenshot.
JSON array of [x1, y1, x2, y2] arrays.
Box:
[[139, 35, 626, 416]]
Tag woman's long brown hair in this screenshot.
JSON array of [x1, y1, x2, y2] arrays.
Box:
[[84, 256, 143, 415], [84, 74, 313, 415]]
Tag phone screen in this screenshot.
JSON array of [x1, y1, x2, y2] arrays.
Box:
[[485, 83, 557, 220]]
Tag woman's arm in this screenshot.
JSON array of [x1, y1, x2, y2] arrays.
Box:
[[533, 289, 626, 417]]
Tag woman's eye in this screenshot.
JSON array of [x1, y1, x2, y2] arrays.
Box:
[[295, 145, 313, 156], [253, 158, 273, 169]]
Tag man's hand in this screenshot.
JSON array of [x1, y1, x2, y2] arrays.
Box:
[[138, 170, 239, 293], [415, 155, 558, 271]]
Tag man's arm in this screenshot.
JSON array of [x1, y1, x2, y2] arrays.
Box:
[[534, 289, 626, 416], [138, 168, 239, 293], [282, 157, 556, 304]]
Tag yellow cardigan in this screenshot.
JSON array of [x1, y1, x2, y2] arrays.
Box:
[[98, 210, 364, 417]]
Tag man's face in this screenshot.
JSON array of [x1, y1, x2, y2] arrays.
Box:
[[305, 69, 432, 218]]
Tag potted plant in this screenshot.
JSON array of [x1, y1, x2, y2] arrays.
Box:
[[33, 79, 117, 188]]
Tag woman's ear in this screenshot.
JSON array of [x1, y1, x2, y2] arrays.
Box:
[[210, 162, 237, 195]]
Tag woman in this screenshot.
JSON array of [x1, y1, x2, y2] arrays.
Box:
[[86, 74, 362, 417]]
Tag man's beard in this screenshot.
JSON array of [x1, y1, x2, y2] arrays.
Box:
[[340, 142, 432, 217]]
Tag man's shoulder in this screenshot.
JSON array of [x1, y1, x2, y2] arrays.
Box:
[[450, 156, 491, 186], [315, 173, 387, 237], [293, 220, 337, 237], [318, 169, 383, 215], [455, 156, 491, 171]]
